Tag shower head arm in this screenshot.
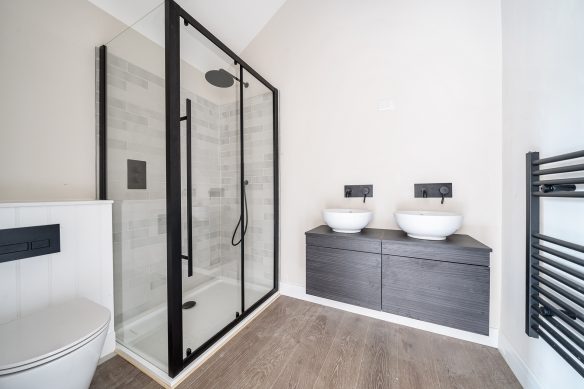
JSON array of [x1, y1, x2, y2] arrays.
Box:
[[231, 74, 249, 88]]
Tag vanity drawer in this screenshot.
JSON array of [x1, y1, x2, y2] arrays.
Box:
[[307, 245, 381, 310], [381, 254, 489, 335], [382, 241, 490, 267], [306, 234, 381, 254]]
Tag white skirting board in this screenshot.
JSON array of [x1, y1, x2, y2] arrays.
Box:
[[498, 334, 541, 389], [0, 200, 115, 358], [279, 282, 499, 348]]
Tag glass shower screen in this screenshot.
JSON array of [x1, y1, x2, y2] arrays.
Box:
[[102, 0, 278, 378], [104, 3, 169, 373], [242, 69, 275, 310]]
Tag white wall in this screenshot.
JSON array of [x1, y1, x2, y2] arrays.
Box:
[[0, 0, 123, 201], [0, 201, 115, 358], [500, 1, 584, 388], [243, 0, 503, 331]]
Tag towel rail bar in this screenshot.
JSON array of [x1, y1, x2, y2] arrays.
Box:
[[526, 150, 584, 378], [532, 150, 584, 165]]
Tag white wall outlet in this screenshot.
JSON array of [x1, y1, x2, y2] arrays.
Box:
[[378, 99, 395, 111]]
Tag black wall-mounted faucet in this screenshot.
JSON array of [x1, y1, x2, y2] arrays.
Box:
[[361, 187, 370, 203], [344, 185, 373, 203], [439, 186, 449, 204], [414, 183, 452, 204]]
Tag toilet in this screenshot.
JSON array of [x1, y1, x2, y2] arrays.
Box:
[[0, 298, 110, 389]]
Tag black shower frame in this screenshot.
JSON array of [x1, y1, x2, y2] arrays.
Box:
[[99, 0, 279, 378], [166, 0, 280, 377]]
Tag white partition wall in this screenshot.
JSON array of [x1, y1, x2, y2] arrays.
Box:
[[0, 200, 115, 357]]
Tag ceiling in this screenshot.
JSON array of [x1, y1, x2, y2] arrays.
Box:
[[88, 0, 286, 54]]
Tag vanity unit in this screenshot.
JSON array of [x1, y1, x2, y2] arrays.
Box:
[[305, 225, 491, 335]]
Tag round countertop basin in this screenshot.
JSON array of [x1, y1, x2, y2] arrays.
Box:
[[323, 209, 373, 233], [394, 210, 462, 240]]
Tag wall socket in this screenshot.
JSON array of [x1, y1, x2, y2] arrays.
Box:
[[377, 99, 395, 111]]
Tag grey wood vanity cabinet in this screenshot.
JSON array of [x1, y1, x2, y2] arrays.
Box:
[[305, 225, 492, 335], [305, 227, 384, 310]]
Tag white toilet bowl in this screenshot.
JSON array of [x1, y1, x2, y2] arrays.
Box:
[[0, 298, 110, 389]]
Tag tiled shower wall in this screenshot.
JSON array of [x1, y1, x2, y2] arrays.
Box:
[[179, 89, 227, 294], [104, 53, 274, 327], [106, 52, 168, 328]]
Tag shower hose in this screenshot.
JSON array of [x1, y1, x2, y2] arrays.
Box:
[[231, 179, 249, 246]]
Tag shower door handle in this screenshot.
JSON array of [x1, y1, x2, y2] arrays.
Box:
[[180, 98, 193, 277]]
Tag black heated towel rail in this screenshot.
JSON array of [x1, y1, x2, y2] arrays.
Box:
[[526, 149, 584, 378]]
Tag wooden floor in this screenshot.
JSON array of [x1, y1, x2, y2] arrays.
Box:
[[91, 296, 520, 389]]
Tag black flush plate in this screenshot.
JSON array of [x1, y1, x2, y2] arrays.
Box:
[[0, 224, 60, 264], [344, 185, 373, 198], [414, 183, 452, 198]]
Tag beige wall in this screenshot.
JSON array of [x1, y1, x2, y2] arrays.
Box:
[[0, 0, 123, 201], [500, 0, 584, 387], [243, 0, 503, 330]]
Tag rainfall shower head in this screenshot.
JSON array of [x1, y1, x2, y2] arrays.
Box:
[[205, 69, 233, 88], [205, 68, 249, 88]]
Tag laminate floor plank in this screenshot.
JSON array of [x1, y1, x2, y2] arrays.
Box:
[[90, 354, 161, 389], [178, 296, 309, 389], [221, 301, 324, 389], [91, 296, 521, 389], [355, 317, 400, 389], [313, 312, 373, 389], [482, 344, 523, 388], [431, 334, 522, 389], [269, 304, 345, 389], [397, 326, 442, 388]]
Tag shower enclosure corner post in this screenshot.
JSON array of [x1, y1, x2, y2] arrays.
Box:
[[273, 89, 279, 291], [98, 45, 106, 200], [165, 0, 183, 378]]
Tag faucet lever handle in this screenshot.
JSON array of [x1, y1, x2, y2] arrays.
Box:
[[362, 187, 370, 203], [439, 186, 449, 204]]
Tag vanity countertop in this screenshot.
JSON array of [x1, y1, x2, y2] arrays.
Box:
[[306, 225, 492, 253]]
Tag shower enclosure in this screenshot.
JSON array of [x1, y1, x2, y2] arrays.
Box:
[[98, 0, 278, 378]]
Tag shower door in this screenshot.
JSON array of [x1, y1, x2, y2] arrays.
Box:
[[165, 0, 278, 377], [176, 14, 243, 362]]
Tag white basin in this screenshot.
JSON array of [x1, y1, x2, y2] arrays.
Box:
[[394, 210, 462, 240], [323, 209, 373, 233]]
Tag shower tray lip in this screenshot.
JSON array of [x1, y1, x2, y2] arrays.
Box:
[[115, 277, 274, 373], [114, 288, 280, 387]]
